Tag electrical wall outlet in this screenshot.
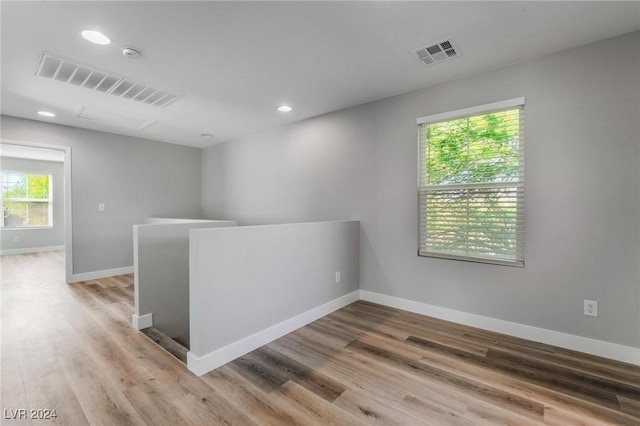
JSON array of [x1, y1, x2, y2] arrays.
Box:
[[335, 271, 341, 284], [584, 300, 598, 317]]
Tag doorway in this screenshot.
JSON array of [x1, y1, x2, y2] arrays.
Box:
[[0, 140, 73, 283]]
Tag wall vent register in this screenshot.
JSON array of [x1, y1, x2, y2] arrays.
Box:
[[414, 39, 461, 66], [34, 53, 181, 108]]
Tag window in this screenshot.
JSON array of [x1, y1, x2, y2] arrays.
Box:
[[417, 98, 525, 267], [1, 171, 53, 228]]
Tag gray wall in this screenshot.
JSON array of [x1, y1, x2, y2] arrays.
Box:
[[189, 220, 360, 358], [0, 157, 64, 251], [201, 32, 640, 348], [202, 106, 375, 224], [0, 117, 202, 274], [134, 219, 237, 342]]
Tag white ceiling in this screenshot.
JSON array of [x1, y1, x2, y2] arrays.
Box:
[[2, 1, 639, 148]]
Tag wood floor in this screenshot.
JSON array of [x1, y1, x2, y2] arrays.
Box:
[[2, 252, 639, 425]]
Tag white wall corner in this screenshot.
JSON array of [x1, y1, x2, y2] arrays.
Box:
[[358, 290, 640, 367], [186, 351, 206, 376], [132, 313, 153, 330], [187, 290, 360, 376], [70, 265, 134, 283]]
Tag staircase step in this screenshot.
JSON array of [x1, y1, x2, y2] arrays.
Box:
[[172, 335, 190, 349], [140, 327, 188, 363]]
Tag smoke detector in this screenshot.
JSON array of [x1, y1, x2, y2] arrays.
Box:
[[413, 39, 461, 66], [122, 47, 142, 58]]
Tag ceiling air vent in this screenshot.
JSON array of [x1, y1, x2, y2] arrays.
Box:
[[35, 53, 181, 108], [414, 39, 461, 66]]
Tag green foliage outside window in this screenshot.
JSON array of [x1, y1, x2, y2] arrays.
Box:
[[425, 109, 520, 185], [2, 172, 52, 227]]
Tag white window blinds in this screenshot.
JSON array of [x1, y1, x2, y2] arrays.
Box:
[[417, 98, 525, 267]]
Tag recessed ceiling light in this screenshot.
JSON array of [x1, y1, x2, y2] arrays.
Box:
[[81, 30, 111, 45], [200, 133, 214, 138], [37, 111, 56, 118], [278, 105, 293, 112]]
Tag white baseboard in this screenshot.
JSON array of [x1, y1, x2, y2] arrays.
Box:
[[187, 290, 360, 376], [359, 290, 640, 366], [70, 266, 134, 283], [0, 245, 64, 256], [132, 313, 153, 330], [187, 288, 639, 376]]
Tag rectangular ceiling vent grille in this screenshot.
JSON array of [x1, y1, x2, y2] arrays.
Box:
[[414, 39, 461, 66], [35, 53, 181, 108]]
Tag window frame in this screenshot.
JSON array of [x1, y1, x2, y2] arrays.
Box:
[[1, 170, 54, 229], [416, 97, 525, 267]]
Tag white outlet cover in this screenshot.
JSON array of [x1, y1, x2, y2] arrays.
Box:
[[584, 300, 598, 317]]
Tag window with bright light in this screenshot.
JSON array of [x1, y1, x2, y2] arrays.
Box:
[[417, 98, 525, 267], [1, 171, 53, 228]]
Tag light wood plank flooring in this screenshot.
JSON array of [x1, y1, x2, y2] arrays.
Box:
[[2, 251, 639, 425]]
